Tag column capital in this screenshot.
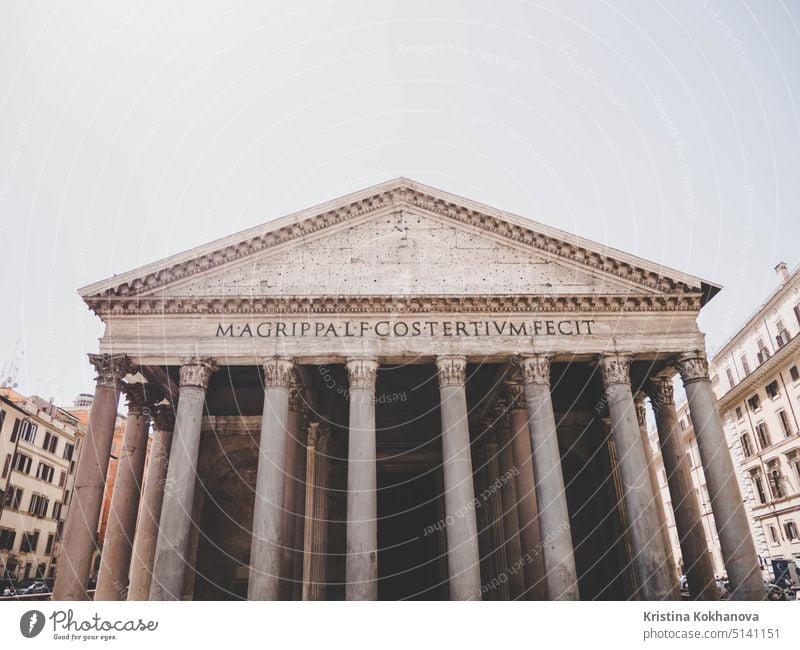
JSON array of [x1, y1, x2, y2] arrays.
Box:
[[435, 354, 467, 387], [598, 352, 632, 387], [504, 378, 526, 406], [346, 357, 379, 390], [88, 353, 134, 389], [675, 350, 710, 384], [520, 354, 551, 386], [121, 382, 152, 416], [179, 357, 218, 390], [262, 356, 294, 388], [308, 421, 332, 452], [645, 377, 675, 412], [152, 402, 176, 432]]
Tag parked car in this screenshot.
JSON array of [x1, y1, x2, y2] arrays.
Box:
[[19, 581, 50, 595], [765, 582, 788, 601]]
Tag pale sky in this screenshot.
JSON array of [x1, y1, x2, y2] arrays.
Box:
[[1, 0, 798, 405]]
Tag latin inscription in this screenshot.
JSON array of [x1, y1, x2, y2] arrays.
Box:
[[215, 319, 596, 338]]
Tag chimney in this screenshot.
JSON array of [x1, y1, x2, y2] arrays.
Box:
[[775, 261, 789, 284]]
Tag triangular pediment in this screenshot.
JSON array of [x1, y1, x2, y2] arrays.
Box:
[[80, 178, 719, 314]]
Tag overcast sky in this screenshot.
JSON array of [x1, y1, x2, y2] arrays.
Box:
[[1, 0, 798, 405]]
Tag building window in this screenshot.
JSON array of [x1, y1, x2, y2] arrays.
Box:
[[1, 453, 9, 479], [768, 525, 780, 544], [28, 494, 49, 518], [35, 462, 54, 483], [791, 365, 800, 382], [42, 431, 58, 454], [726, 367, 735, 389], [768, 463, 786, 499], [44, 533, 54, 555], [756, 422, 771, 448], [58, 470, 65, 488], [791, 456, 800, 486], [765, 380, 780, 399], [13, 419, 39, 444], [63, 490, 70, 506], [778, 410, 793, 437], [52, 501, 62, 520], [736, 406, 744, 420], [753, 474, 768, 504], [62, 443, 74, 461], [3, 485, 23, 509], [686, 451, 693, 467], [741, 355, 751, 376], [776, 319, 790, 347], [784, 521, 799, 541], [757, 338, 771, 364], [741, 434, 753, 458], [748, 394, 762, 412], [0, 528, 16, 550], [12, 452, 32, 475], [20, 531, 39, 554]]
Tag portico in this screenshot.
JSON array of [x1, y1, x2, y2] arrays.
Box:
[[54, 179, 765, 601]]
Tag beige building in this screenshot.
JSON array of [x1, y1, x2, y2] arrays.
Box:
[[0, 388, 83, 587], [53, 179, 768, 601], [708, 262, 800, 585]]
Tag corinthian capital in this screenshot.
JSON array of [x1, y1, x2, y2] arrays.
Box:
[[88, 353, 134, 389], [520, 355, 550, 386], [645, 377, 675, 413], [675, 350, 710, 385], [598, 353, 632, 388], [152, 402, 176, 432], [179, 357, 218, 390], [121, 382, 152, 415], [346, 357, 379, 390], [436, 355, 466, 387], [504, 378, 526, 408], [262, 356, 294, 388]]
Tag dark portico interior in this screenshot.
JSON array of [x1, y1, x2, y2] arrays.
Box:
[[143, 358, 662, 601]]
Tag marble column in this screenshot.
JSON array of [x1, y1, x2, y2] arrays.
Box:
[[291, 412, 308, 600], [677, 351, 765, 600], [599, 353, 675, 601], [507, 379, 547, 600], [633, 392, 678, 594], [54, 353, 132, 601], [302, 422, 331, 600], [493, 406, 525, 599], [279, 385, 303, 599], [478, 429, 510, 600], [436, 355, 482, 601], [646, 377, 718, 601], [149, 357, 217, 600], [248, 356, 294, 600], [128, 402, 175, 600], [95, 383, 152, 600], [345, 357, 379, 600], [520, 356, 579, 600]]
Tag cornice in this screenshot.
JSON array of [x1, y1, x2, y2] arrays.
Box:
[[716, 333, 800, 412], [84, 292, 703, 316], [80, 184, 708, 307]]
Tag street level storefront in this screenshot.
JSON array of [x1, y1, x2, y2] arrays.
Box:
[[54, 179, 765, 601]]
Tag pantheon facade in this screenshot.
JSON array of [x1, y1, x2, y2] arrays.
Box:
[[54, 179, 765, 601]]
